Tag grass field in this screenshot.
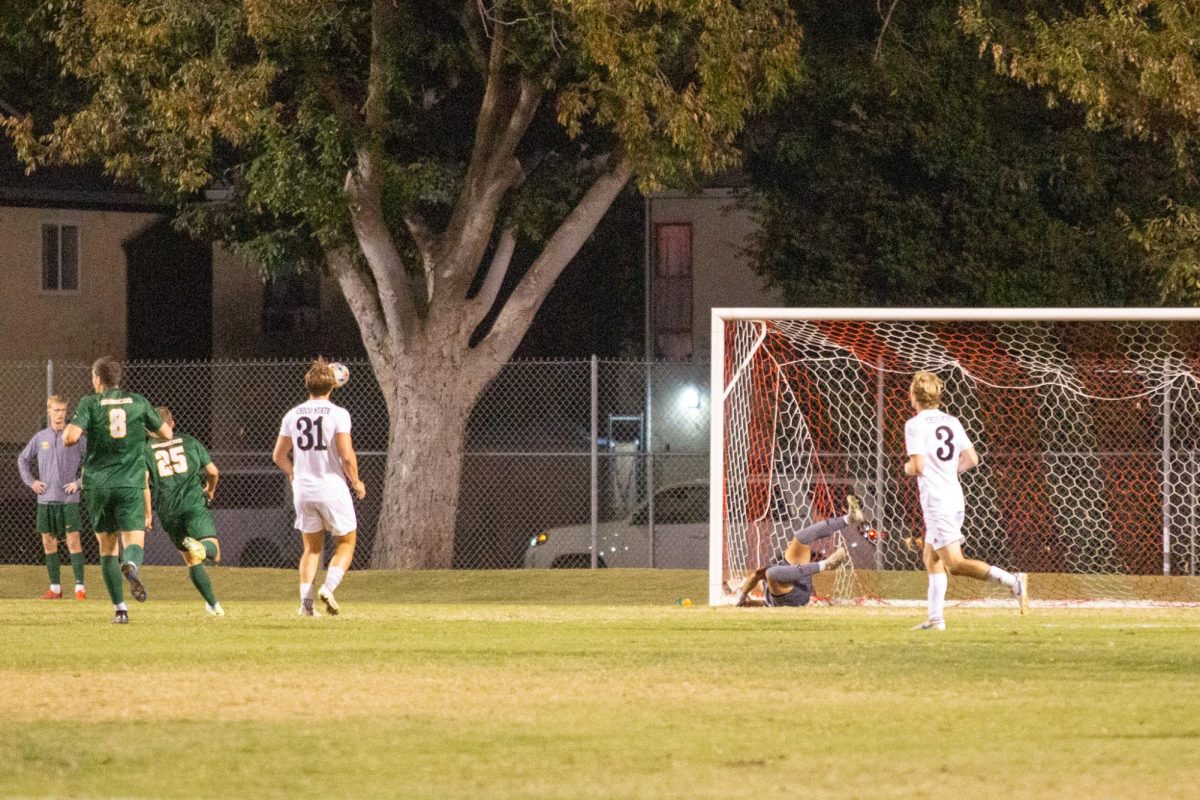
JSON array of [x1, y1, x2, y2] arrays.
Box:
[[2, 565, 1199, 800]]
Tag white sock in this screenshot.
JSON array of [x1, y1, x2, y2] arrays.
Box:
[[300, 582, 314, 601], [50, 583, 61, 593], [986, 565, 1017, 589], [928, 573, 947, 622], [75, 583, 85, 591], [323, 566, 345, 593], [115, 602, 127, 611]]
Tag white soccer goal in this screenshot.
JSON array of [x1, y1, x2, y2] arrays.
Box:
[[709, 308, 1200, 608]]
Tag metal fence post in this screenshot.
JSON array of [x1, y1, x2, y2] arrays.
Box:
[[874, 357, 885, 570], [46, 359, 53, 398], [646, 360, 655, 568], [590, 355, 599, 569]]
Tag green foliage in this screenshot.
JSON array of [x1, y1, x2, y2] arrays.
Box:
[[746, 2, 1194, 306], [3, 0, 800, 279], [961, 0, 1200, 303]]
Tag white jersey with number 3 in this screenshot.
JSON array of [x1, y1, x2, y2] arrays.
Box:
[[279, 399, 353, 501], [904, 408, 973, 517]]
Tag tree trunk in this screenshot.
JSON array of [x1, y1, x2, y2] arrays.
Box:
[[369, 360, 495, 568]]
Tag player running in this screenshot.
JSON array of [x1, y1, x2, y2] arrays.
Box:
[[144, 406, 225, 617], [903, 371, 1027, 630], [64, 357, 172, 624], [272, 358, 366, 617], [733, 496, 865, 607]]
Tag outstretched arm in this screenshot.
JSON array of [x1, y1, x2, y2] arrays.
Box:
[[734, 567, 769, 607]]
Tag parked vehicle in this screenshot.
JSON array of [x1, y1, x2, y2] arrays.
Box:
[[523, 481, 709, 568]]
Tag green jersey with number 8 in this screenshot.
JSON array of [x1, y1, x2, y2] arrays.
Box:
[[144, 432, 212, 520], [71, 389, 164, 489]]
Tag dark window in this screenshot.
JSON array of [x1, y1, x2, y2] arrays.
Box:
[[263, 273, 321, 334], [654, 223, 692, 359], [41, 224, 80, 291]]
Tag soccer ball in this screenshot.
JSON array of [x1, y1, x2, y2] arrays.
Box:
[[330, 362, 350, 388]]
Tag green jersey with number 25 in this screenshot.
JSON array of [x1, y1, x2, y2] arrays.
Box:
[[144, 432, 213, 520]]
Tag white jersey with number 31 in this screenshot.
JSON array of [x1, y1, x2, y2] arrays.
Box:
[[279, 399, 353, 500], [904, 408, 973, 517]]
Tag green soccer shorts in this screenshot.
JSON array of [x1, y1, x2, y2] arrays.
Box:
[[36, 502, 82, 538], [159, 508, 219, 551], [83, 487, 146, 534]]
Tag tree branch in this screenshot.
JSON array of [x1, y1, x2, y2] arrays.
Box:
[[434, 12, 545, 309], [326, 247, 395, 379], [404, 211, 437, 303], [345, 156, 421, 348], [478, 160, 632, 362], [467, 226, 517, 331]]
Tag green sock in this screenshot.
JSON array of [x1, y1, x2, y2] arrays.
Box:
[[188, 564, 218, 606], [70, 552, 85, 585], [100, 555, 124, 604], [202, 540, 218, 560], [45, 552, 61, 586], [123, 544, 144, 567]]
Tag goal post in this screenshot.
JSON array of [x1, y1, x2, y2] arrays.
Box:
[[710, 308, 1200, 607]]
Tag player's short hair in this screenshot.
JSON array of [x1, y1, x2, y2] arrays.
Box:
[[155, 406, 175, 427], [910, 371, 943, 409], [46, 394, 68, 410], [92, 356, 122, 389], [305, 357, 337, 397]]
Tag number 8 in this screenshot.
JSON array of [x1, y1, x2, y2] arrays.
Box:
[[109, 408, 127, 439]]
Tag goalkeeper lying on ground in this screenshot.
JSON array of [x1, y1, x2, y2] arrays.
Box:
[[733, 496, 865, 607]]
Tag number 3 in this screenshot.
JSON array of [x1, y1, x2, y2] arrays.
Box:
[[935, 425, 956, 462]]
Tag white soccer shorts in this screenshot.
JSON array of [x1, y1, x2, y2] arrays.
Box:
[[293, 489, 358, 536], [924, 510, 965, 551]]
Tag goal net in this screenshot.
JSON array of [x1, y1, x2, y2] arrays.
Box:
[[709, 309, 1200, 607]]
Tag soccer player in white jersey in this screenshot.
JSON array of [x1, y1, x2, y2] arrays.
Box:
[[272, 358, 367, 617], [903, 371, 1027, 630]]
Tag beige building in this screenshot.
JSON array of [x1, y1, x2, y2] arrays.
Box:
[[645, 185, 782, 361]]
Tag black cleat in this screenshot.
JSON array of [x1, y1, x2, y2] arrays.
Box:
[[112, 609, 129, 625], [120, 561, 147, 602]]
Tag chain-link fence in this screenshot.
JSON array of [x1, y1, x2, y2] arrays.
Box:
[[2, 358, 710, 570]]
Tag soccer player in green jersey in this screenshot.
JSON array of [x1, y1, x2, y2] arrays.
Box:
[[64, 357, 172, 624], [144, 406, 224, 616]]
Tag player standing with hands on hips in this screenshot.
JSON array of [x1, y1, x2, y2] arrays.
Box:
[[19, 395, 88, 599], [903, 371, 1027, 630], [273, 358, 366, 617]]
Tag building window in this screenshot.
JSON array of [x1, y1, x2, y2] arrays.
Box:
[[654, 223, 693, 359], [42, 224, 80, 291], [263, 273, 321, 334]]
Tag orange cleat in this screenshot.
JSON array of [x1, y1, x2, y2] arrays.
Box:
[[75, 588, 87, 600], [40, 589, 62, 600]]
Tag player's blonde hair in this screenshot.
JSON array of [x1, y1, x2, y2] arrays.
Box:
[[305, 357, 337, 397], [46, 395, 67, 410], [910, 371, 943, 409], [155, 406, 175, 427]]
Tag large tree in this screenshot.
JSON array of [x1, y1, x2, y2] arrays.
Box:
[[744, 1, 1198, 305], [3, 1, 800, 567], [961, 0, 1200, 301]]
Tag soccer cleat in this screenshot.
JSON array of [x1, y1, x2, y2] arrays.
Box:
[[75, 588, 87, 601], [911, 618, 946, 631], [206, 602, 225, 617], [1014, 572, 1029, 616], [298, 598, 319, 617], [845, 494, 866, 526], [181, 537, 208, 563], [40, 589, 62, 600], [120, 561, 147, 603], [318, 586, 340, 616], [112, 610, 129, 625]]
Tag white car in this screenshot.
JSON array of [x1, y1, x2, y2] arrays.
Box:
[[523, 482, 709, 568]]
